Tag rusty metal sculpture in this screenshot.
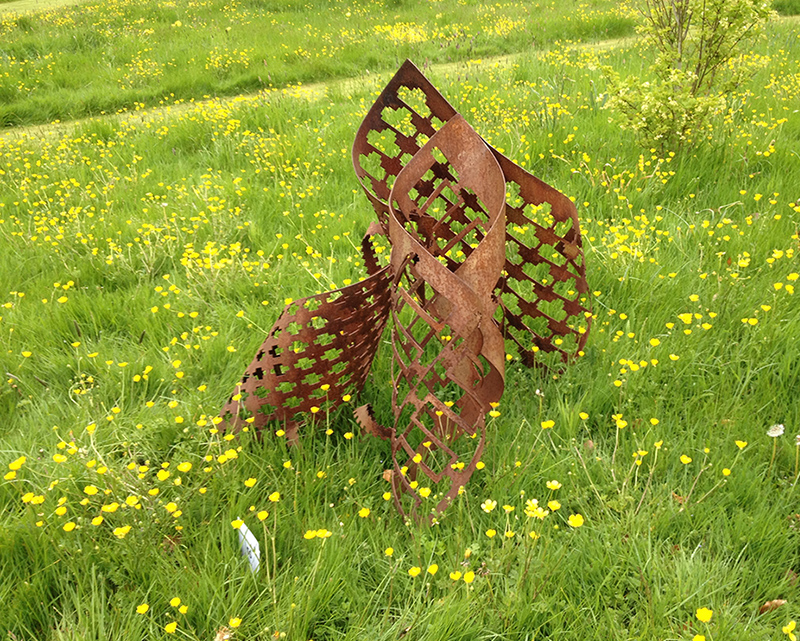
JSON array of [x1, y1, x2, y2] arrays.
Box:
[[220, 60, 591, 520]]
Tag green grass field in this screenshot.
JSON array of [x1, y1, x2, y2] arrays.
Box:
[[2, 0, 800, 639], [0, 0, 638, 128]]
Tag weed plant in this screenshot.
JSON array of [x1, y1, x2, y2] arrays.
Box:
[[1, 5, 800, 641]]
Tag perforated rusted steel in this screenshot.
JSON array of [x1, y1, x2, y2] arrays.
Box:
[[379, 115, 508, 518], [352, 60, 591, 369], [219, 233, 391, 441], [221, 60, 591, 520]]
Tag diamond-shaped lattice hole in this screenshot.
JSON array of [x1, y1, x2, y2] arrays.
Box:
[[323, 347, 343, 361], [253, 386, 270, 399], [315, 333, 335, 346], [410, 326, 445, 365], [397, 86, 431, 119], [283, 396, 302, 409], [549, 277, 577, 301], [521, 260, 552, 284], [285, 321, 303, 334], [546, 247, 571, 268], [392, 302, 419, 337], [367, 129, 401, 157], [431, 146, 448, 166], [552, 216, 575, 239], [527, 315, 550, 336], [506, 181, 525, 209], [394, 403, 417, 436], [331, 361, 348, 375], [304, 297, 322, 312], [523, 202, 553, 227], [360, 151, 386, 181], [302, 371, 323, 387], [462, 189, 487, 216], [420, 443, 455, 478], [290, 340, 308, 353], [536, 297, 568, 322], [382, 106, 417, 138], [409, 414, 439, 449], [418, 372, 443, 400], [276, 381, 295, 394]]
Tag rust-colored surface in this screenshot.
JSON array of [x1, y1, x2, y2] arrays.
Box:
[[221, 60, 591, 520], [352, 59, 591, 369], [219, 233, 391, 441], [379, 115, 508, 518]]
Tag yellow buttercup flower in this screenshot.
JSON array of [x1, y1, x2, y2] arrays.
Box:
[[567, 513, 584, 528], [695, 607, 713, 623]]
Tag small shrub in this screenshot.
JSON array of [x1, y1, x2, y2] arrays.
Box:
[[603, 0, 776, 152]]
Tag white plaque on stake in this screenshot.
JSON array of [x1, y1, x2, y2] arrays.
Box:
[[238, 521, 260, 573]]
